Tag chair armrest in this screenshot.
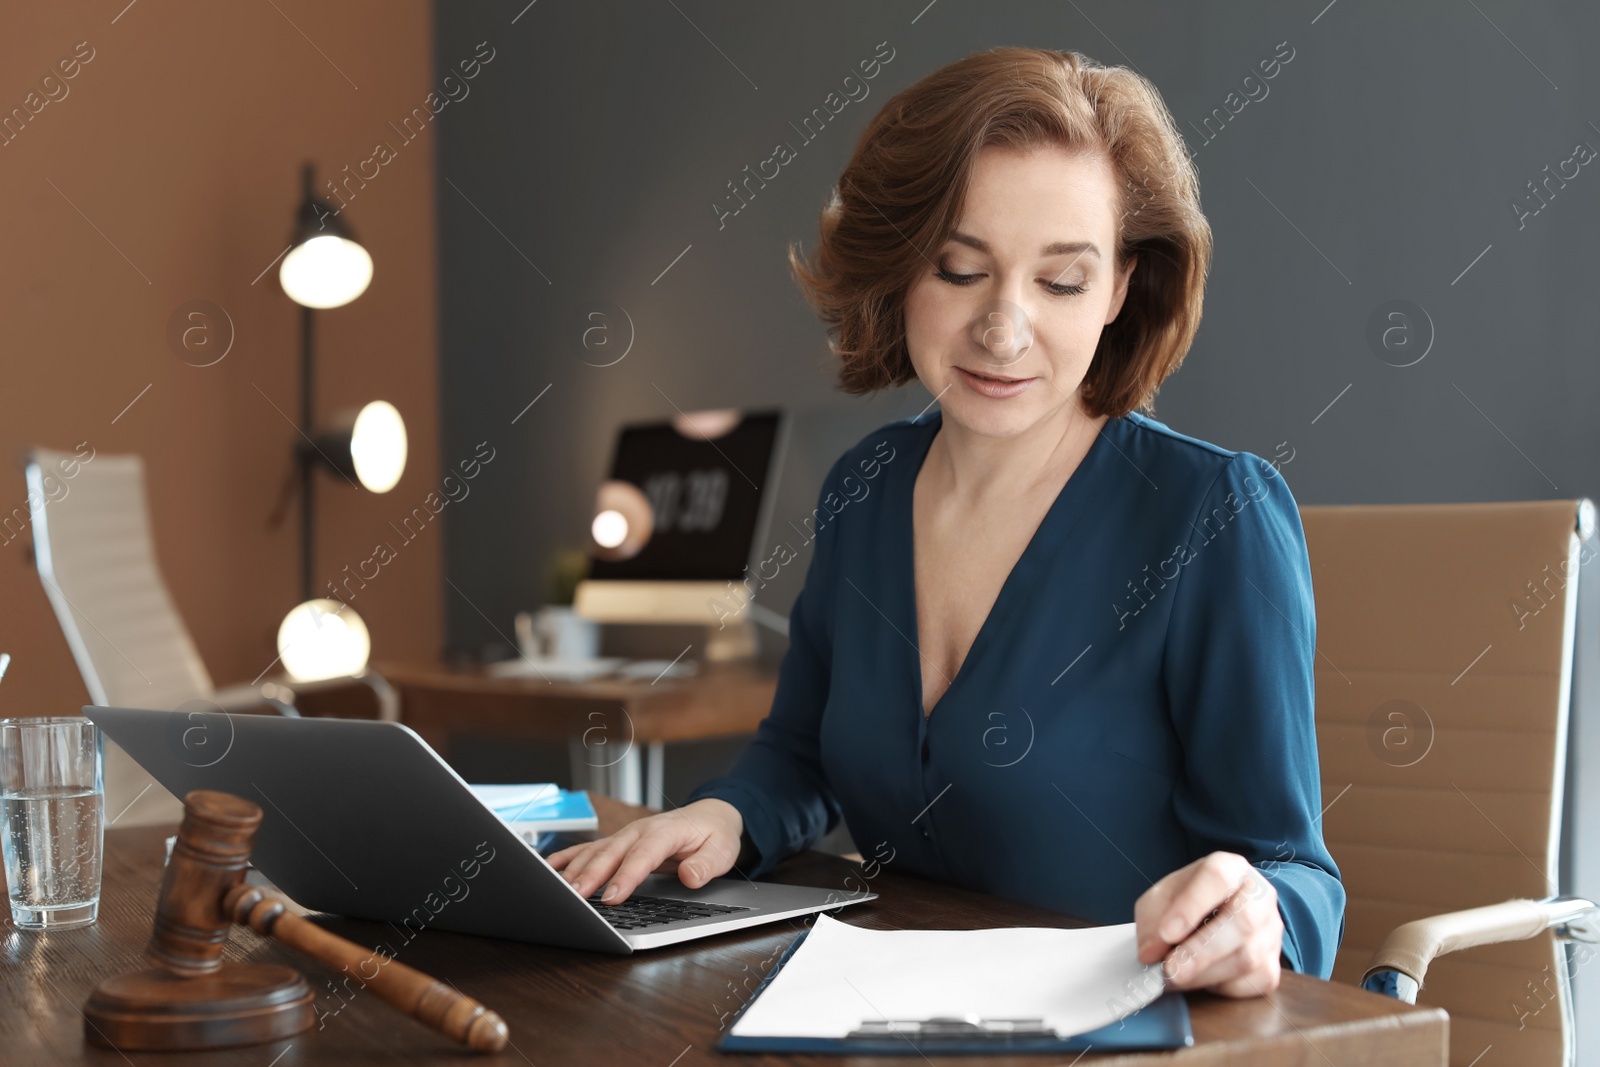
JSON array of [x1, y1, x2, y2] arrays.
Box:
[[1364, 897, 1598, 993], [252, 670, 400, 722], [209, 683, 298, 717]]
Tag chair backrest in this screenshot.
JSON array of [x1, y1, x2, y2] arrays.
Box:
[[27, 448, 206, 826], [1303, 500, 1587, 1067]]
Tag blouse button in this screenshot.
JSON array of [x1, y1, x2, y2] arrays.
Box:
[[919, 827, 932, 842]]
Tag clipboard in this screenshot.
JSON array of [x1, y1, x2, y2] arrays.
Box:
[[716, 925, 1195, 1055]]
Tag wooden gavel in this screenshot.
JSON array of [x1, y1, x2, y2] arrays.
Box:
[[84, 789, 508, 1053]]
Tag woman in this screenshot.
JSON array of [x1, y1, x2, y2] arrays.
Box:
[[550, 46, 1344, 997]]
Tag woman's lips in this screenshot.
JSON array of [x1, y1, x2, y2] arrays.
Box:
[[955, 365, 1036, 399]]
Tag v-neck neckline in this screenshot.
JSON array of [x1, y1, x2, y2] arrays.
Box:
[[903, 408, 1117, 722]]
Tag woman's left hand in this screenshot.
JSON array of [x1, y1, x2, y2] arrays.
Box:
[[1134, 851, 1283, 998]]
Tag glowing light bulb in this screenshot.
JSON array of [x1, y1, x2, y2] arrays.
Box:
[[277, 599, 370, 682], [279, 235, 373, 309], [592, 509, 629, 549], [350, 401, 407, 493]]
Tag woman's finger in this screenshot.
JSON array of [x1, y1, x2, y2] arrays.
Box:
[[561, 831, 643, 899], [673, 824, 741, 889], [599, 808, 728, 902], [555, 841, 622, 889], [1163, 897, 1249, 987], [1152, 853, 1252, 950], [1190, 922, 1282, 997], [544, 844, 584, 870], [553, 843, 605, 893], [1136, 856, 1219, 962], [1134, 866, 1184, 962], [1166, 883, 1281, 992], [601, 843, 684, 904], [661, 807, 739, 884]]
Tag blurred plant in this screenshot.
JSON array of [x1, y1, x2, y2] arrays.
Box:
[[548, 548, 589, 607]]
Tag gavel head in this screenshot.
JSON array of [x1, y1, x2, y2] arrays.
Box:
[[147, 790, 263, 977]]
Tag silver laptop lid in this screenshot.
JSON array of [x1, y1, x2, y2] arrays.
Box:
[[87, 706, 634, 953]]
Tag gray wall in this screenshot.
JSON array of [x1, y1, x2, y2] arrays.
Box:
[[433, 2, 1599, 1056], [434, 0, 1600, 641]]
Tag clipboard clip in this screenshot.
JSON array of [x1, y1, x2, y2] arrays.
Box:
[[847, 1014, 1057, 1039]]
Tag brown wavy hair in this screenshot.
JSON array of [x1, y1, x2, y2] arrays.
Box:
[[788, 47, 1212, 417]]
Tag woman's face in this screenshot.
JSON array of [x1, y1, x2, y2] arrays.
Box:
[[903, 143, 1136, 440]]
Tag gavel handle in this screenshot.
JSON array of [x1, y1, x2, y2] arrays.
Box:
[[223, 883, 508, 1053]]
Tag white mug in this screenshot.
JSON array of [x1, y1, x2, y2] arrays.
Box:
[[517, 606, 599, 662]]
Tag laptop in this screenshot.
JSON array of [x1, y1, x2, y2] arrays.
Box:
[[85, 706, 875, 953]]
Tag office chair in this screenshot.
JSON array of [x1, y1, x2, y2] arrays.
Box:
[[25, 448, 398, 828], [1302, 499, 1600, 1067]]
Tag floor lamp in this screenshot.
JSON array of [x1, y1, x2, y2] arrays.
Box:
[[274, 162, 407, 682]]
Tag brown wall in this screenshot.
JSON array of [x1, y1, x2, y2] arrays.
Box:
[[0, 2, 441, 717]]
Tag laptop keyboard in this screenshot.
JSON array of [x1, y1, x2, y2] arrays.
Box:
[[587, 892, 751, 930]]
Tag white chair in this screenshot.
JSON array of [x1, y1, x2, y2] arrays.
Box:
[[26, 447, 397, 828]]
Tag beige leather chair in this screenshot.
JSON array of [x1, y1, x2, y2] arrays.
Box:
[[1303, 500, 1600, 1067], [25, 448, 398, 829]]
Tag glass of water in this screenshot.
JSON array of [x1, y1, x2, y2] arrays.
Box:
[[0, 717, 104, 929]]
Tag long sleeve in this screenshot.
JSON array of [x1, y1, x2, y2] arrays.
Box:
[[685, 457, 846, 879], [1159, 451, 1346, 979]]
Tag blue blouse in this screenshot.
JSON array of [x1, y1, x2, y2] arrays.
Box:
[[687, 408, 1345, 979]]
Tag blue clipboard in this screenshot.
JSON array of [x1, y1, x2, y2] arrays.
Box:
[[716, 924, 1194, 1055]]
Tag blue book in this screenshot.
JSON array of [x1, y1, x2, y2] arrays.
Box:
[[467, 783, 599, 834]]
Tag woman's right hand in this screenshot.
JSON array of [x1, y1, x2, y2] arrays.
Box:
[[546, 797, 745, 905]]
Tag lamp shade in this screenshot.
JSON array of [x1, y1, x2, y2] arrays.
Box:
[[277, 598, 370, 682], [279, 233, 373, 309], [279, 164, 373, 309], [307, 400, 408, 493]]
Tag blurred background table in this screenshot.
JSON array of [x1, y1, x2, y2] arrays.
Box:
[[351, 659, 778, 808]]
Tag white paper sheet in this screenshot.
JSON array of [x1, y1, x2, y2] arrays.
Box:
[[730, 914, 1167, 1039]]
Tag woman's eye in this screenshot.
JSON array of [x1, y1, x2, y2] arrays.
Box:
[[934, 266, 1086, 296]]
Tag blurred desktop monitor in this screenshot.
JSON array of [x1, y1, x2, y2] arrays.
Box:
[[573, 410, 785, 652], [573, 397, 929, 659]]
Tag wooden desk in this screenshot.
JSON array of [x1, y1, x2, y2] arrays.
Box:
[[5, 796, 1446, 1065], [366, 659, 777, 808]]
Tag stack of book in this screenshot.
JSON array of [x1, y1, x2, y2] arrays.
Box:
[[467, 783, 599, 850]]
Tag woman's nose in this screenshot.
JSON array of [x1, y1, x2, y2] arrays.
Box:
[[969, 295, 1035, 368]]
